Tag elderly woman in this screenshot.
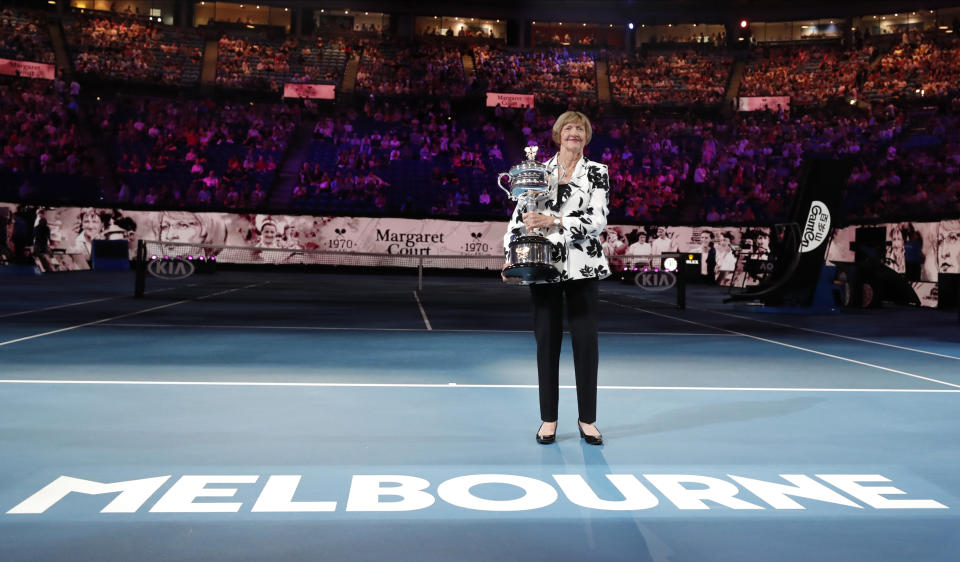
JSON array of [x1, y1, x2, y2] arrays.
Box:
[[502, 111, 611, 446]]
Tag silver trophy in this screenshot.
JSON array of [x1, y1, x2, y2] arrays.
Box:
[[497, 146, 565, 283]]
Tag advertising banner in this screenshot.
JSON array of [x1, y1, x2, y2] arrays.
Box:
[[0, 58, 56, 80], [282, 83, 336, 99], [827, 219, 960, 284], [485, 92, 535, 108], [5, 202, 958, 308], [0, 206, 511, 270], [736, 96, 790, 112]]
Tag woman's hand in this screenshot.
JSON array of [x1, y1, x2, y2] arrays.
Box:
[[522, 212, 558, 231]]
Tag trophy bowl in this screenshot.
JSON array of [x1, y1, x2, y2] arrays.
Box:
[[497, 163, 553, 199], [496, 146, 560, 200], [503, 235, 558, 283], [498, 146, 563, 284]]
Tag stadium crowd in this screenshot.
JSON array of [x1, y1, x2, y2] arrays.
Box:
[[95, 95, 297, 209], [473, 46, 597, 108], [0, 79, 91, 177], [608, 50, 731, 107], [0, 6, 958, 226], [356, 41, 470, 96], [862, 33, 960, 100], [66, 12, 202, 85], [846, 112, 960, 219], [291, 98, 512, 215], [0, 8, 56, 64], [217, 33, 350, 91], [739, 45, 871, 105]]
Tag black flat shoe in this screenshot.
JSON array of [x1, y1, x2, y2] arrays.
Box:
[[577, 420, 603, 446], [536, 422, 556, 444]]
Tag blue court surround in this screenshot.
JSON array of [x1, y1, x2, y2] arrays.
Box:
[[1, 271, 959, 561]]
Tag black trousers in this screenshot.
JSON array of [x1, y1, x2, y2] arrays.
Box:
[[530, 278, 599, 424]]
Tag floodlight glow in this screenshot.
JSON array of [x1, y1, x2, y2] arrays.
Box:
[[628, 23, 634, 30]]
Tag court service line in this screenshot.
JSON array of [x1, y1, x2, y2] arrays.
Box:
[[0, 284, 193, 320], [0, 379, 957, 393], [0, 283, 264, 348], [99, 322, 740, 337], [412, 290, 432, 330], [659, 299, 960, 361], [608, 290, 960, 361], [0, 378, 958, 393], [601, 299, 960, 390]]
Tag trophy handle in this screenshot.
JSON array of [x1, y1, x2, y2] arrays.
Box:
[[496, 172, 512, 197]]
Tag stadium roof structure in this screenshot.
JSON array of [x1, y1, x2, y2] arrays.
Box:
[[283, 0, 959, 25]]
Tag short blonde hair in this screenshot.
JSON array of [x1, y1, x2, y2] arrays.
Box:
[[551, 111, 592, 147]]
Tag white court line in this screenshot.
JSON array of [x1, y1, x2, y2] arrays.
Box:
[[413, 291, 432, 330], [601, 299, 960, 390], [0, 379, 956, 393], [98, 322, 740, 337], [612, 291, 960, 361], [0, 283, 264, 348], [680, 300, 960, 361], [0, 296, 118, 319], [0, 284, 193, 320]]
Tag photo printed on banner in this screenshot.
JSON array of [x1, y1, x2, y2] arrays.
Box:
[[915, 220, 945, 283], [0, 202, 15, 264], [825, 225, 856, 266], [934, 219, 960, 276], [3, 202, 957, 296], [602, 225, 771, 287]]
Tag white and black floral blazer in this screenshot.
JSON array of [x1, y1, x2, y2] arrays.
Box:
[[503, 154, 611, 283]]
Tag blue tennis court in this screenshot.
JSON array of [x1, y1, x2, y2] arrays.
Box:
[[1, 270, 959, 561]]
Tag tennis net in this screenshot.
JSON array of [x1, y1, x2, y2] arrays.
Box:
[[133, 240, 686, 313], [134, 239, 506, 297]]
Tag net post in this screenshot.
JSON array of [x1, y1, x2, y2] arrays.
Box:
[[418, 256, 423, 292], [134, 240, 146, 298], [676, 252, 686, 310]]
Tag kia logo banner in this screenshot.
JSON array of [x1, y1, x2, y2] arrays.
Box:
[[147, 259, 195, 280], [635, 271, 677, 291]]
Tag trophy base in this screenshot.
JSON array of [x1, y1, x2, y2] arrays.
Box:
[[503, 263, 559, 284]]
